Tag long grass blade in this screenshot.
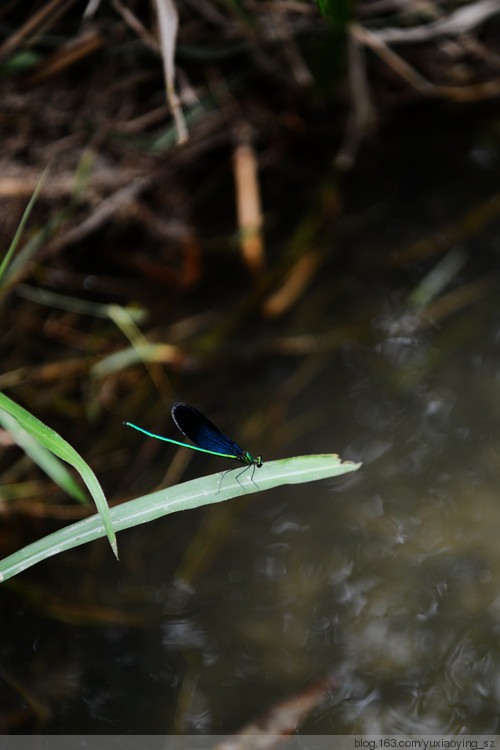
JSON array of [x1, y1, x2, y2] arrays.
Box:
[[0, 166, 49, 288], [0, 393, 117, 557], [0, 410, 86, 503], [0, 454, 361, 581]]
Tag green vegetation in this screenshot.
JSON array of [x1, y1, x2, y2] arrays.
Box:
[[0, 453, 359, 581], [0, 392, 117, 557]]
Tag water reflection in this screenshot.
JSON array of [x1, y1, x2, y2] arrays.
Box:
[[166, 302, 500, 734]]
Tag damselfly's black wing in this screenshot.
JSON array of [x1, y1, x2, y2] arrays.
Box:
[[171, 402, 244, 459]]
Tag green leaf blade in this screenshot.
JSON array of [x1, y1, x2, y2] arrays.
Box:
[[0, 454, 361, 581], [0, 393, 116, 556], [0, 410, 86, 502], [0, 166, 48, 288]]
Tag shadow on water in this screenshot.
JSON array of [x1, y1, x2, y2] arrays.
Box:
[[3, 109, 500, 734]]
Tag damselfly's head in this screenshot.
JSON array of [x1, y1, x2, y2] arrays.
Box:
[[242, 451, 263, 468]]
